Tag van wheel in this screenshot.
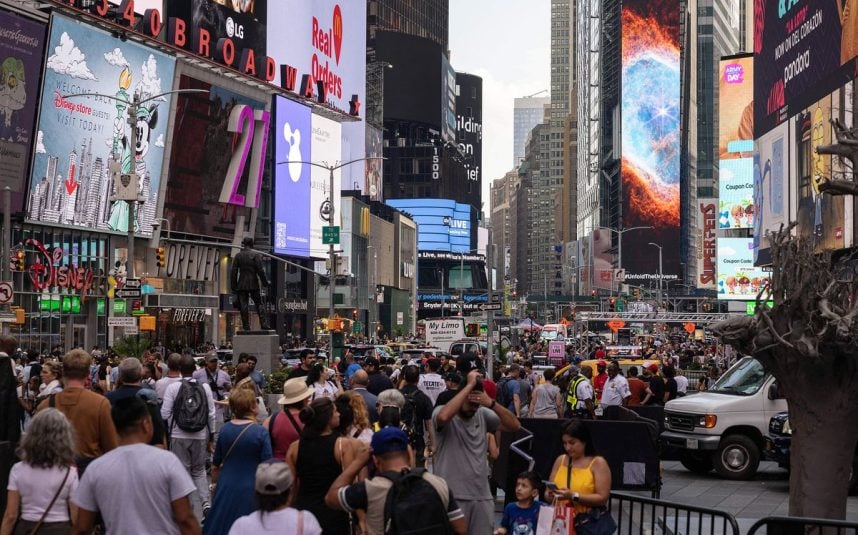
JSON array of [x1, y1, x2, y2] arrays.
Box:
[[679, 451, 713, 474], [714, 435, 760, 480]]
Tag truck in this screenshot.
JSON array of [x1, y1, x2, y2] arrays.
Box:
[[424, 318, 466, 353], [661, 356, 788, 480]]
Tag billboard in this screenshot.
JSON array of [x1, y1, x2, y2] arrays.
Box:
[[375, 31, 443, 128], [718, 56, 755, 230], [168, 0, 266, 72], [364, 124, 383, 201], [28, 14, 175, 237], [753, 122, 789, 263], [795, 90, 845, 251], [310, 114, 341, 256], [696, 199, 718, 290], [441, 54, 456, 143], [162, 75, 264, 239], [719, 158, 755, 228], [0, 10, 46, 213], [385, 198, 472, 253], [273, 96, 312, 257], [591, 228, 614, 290], [620, 0, 680, 283], [717, 238, 770, 300], [754, 0, 858, 137]]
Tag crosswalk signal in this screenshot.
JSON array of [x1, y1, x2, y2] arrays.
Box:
[[9, 249, 24, 271], [352, 308, 358, 320], [609, 298, 616, 311], [156, 246, 166, 268]]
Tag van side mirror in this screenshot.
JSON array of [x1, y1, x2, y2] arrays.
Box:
[[768, 382, 782, 400]]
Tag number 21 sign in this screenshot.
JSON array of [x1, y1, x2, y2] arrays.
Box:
[[220, 104, 271, 209]]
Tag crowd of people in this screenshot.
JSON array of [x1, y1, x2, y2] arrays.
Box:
[[0, 330, 730, 534]]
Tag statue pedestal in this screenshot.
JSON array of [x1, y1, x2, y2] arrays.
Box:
[[233, 330, 280, 376]]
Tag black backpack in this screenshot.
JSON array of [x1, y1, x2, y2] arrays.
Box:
[[171, 380, 209, 433], [401, 390, 423, 444], [382, 468, 453, 535], [495, 376, 513, 408]]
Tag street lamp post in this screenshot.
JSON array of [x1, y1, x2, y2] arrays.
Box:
[[276, 157, 385, 329], [648, 242, 663, 307]]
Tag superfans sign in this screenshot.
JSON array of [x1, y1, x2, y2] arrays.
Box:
[[52, 0, 361, 116]]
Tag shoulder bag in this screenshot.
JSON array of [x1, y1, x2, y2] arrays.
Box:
[[15, 466, 71, 535]]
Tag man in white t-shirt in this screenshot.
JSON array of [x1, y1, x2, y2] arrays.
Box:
[[674, 368, 689, 396], [72, 396, 199, 535], [418, 358, 446, 405], [161, 354, 216, 518], [600, 361, 631, 408]]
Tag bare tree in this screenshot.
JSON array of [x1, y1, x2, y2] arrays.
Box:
[[816, 118, 858, 195], [713, 224, 858, 519]]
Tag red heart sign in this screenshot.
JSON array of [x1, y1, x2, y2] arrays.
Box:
[[332, 5, 343, 65]]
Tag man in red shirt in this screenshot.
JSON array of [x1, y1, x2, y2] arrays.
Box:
[[626, 366, 648, 406], [592, 360, 608, 402]]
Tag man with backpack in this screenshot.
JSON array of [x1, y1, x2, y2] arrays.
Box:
[[325, 427, 466, 535], [495, 364, 523, 417], [160, 353, 216, 518], [399, 365, 433, 466]]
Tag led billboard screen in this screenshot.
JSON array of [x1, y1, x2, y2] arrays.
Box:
[[718, 56, 755, 229], [717, 238, 770, 301], [620, 0, 680, 284], [719, 158, 755, 229], [162, 76, 265, 239], [753, 122, 788, 264], [273, 96, 312, 257], [28, 14, 175, 237], [385, 198, 472, 253], [0, 10, 45, 213], [374, 31, 443, 129], [696, 199, 718, 290], [754, 0, 858, 137]]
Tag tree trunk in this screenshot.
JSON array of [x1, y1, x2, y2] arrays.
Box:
[[786, 388, 858, 518]]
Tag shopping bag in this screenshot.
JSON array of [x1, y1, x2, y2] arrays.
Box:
[[536, 500, 575, 535]]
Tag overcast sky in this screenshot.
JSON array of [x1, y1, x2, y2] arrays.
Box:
[[449, 0, 551, 210]]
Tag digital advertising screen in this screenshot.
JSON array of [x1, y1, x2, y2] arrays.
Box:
[[273, 96, 312, 257], [753, 122, 788, 264], [0, 10, 46, 213], [385, 198, 472, 253], [754, 0, 858, 137], [718, 55, 755, 230], [717, 238, 770, 301], [374, 31, 443, 129], [28, 14, 175, 237], [696, 199, 718, 290], [162, 76, 265, 239], [364, 124, 383, 201], [309, 114, 342, 257], [620, 0, 680, 284]]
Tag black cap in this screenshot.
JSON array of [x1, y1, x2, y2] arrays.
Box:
[[444, 371, 463, 384], [364, 357, 380, 368], [455, 353, 484, 375]]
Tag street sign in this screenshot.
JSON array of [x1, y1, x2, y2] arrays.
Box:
[[322, 226, 340, 245], [124, 325, 139, 335], [0, 282, 12, 304], [115, 289, 142, 299], [108, 317, 137, 327], [123, 279, 141, 288], [352, 321, 363, 334], [480, 302, 502, 311]]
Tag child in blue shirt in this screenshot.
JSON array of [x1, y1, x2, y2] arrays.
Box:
[[495, 471, 544, 535]]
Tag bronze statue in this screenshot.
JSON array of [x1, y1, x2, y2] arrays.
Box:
[[230, 237, 271, 331]]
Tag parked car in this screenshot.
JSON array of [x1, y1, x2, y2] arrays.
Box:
[[661, 357, 788, 480], [765, 411, 858, 494]]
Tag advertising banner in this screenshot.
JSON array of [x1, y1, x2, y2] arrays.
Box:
[[28, 14, 175, 237], [268, 0, 365, 115], [441, 54, 456, 143], [273, 96, 312, 257], [753, 0, 858, 137], [340, 120, 366, 194], [718, 56, 755, 230], [620, 0, 681, 284], [753, 122, 789, 263], [719, 158, 755, 228], [696, 199, 717, 290], [0, 10, 45, 212], [162, 75, 264, 239], [310, 114, 341, 257], [717, 238, 770, 300], [365, 124, 383, 201], [385, 198, 472, 253], [591, 228, 613, 291], [795, 91, 845, 251]]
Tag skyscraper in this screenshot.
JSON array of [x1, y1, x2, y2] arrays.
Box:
[[513, 96, 549, 167]]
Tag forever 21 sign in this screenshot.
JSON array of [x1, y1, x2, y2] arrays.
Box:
[[220, 104, 270, 209]]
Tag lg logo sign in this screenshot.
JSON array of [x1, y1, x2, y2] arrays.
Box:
[[226, 17, 245, 39]]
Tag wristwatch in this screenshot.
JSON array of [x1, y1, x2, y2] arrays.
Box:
[[489, 400, 497, 410], [572, 492, 580, 502]]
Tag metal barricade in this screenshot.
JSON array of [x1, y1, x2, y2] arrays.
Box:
[[746, 516, 858, 535], [610, 491, 740, 535]]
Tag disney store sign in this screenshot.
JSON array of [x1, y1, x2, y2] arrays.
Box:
[[25, 239, 96, 302]]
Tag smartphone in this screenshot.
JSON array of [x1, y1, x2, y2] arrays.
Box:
[[542, 481, 559, 491]]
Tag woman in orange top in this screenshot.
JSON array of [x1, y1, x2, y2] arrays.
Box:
[[545, 420, 611, 514]]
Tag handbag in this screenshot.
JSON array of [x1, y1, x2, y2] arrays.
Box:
[[546, 500, 575, 535], [573, 506, 617, 535]]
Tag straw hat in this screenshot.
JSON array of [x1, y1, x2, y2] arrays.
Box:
[[278, 377, 313, 405]]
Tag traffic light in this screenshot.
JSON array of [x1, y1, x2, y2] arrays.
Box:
[[9, 249, 24, 271], [155, 246, 166, 268], [352, 308, 358, 320], [609, 298, 616, 311]]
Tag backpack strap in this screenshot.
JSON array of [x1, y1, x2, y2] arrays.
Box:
[[268, 410, 279, 446], [49, 393, 57, 408]]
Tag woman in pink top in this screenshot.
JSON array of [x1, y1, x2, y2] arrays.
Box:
[[263, 378, 313, 460]]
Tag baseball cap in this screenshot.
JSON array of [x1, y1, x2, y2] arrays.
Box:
[[597, 359, 607, 367], [364, 357, 380, 368], [444, 371, 463, 384], [455, 353, 484, 375], [255, 460, 293, 495], [205, 353, 218, 362], [648, 363, 659, 373], [371, 427, 409, 456]]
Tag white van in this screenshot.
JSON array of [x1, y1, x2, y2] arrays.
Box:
[[540, 324, 569, 342], [661, 357, 788, 480]]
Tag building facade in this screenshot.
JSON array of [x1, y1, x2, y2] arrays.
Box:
[[513, 96, 550, 167]]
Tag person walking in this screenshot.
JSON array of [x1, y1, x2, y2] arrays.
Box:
[[264, 378, 313, 461], [205, 388, 272, 535], [193, 353, 231, 441], [528, 368, 562, 418], [1, 409, 78, 535]]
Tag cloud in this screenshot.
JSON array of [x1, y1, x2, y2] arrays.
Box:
[[104, 48, 129, 67], [135, 54, 163, 100], [46, 32, 97, 80], [155, 134, 165, 147], [35, 131, 45, 154]]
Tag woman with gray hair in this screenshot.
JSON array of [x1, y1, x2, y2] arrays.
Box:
[[0, 408, 78, 535], [374, 389, 415, 467]]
